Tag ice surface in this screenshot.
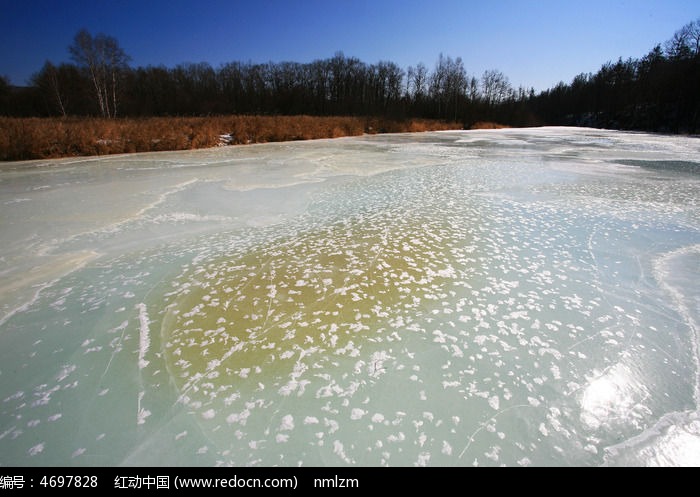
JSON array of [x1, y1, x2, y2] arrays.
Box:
[[1, 127, 699, 466]]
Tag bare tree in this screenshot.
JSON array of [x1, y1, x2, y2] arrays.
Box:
[[32, 62, 66, 117], [430, 54, 467, 119], [481, 69, 512, 106], [663, 19, 700, 58], [407, 62, 429, 100], [31, 62, 90, 116], [686, 18, 700, 55], [69, 29, 130, 117], [467, 76, 480, 101]]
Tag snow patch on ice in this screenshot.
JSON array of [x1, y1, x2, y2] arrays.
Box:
[[136, 303, 150, 369]]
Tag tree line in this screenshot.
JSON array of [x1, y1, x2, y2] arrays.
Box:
[[1, 20, 698, 133], [0, 30, 522, 124], [530, 19, 700, 133]]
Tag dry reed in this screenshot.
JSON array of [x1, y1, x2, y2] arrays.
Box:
[[0, 116, 460, 161]]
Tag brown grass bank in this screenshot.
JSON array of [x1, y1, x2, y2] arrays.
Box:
[[469, 121, 511, 130], [0, 115, 460, 161]]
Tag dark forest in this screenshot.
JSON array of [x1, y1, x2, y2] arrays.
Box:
[[1, 19, 698, 134]]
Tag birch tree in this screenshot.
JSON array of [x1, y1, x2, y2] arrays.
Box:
[[69, 29, 130, 118]]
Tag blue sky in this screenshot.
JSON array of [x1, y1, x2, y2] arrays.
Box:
[[1, 0, 697, 92]]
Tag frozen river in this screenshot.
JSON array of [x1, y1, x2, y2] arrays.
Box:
[[1, 127, 699, 467]]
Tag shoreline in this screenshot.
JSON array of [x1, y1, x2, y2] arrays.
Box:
[[0, 115, 461, 162]]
